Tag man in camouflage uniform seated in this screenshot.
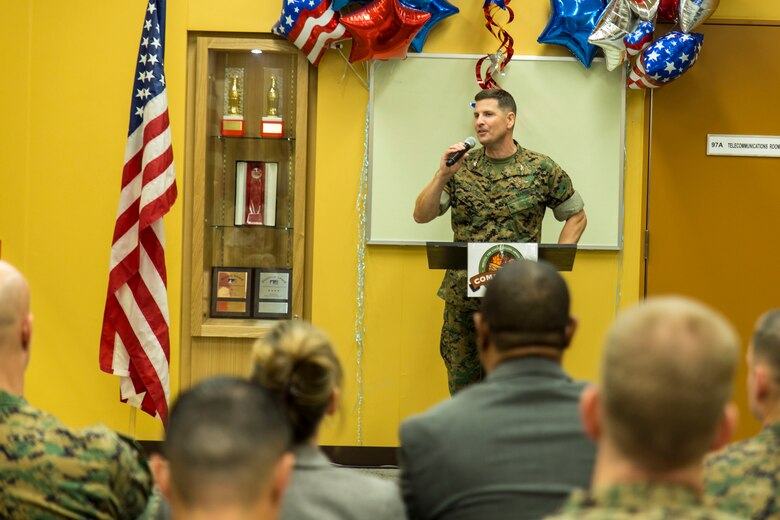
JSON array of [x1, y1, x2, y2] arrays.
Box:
[[413, 88, 587, 394], [547, 297, 742, 519], [0, 260, 152, 519], [705, 309, 780, 519]]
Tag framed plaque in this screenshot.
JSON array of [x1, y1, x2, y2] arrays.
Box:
[[252, 268, 292, 319], [234, 160, 278, 226], [210, 267, 252, 318]]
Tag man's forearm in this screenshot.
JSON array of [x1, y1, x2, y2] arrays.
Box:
[[558, 210, 587, 244], [413, 172, 448, 223]]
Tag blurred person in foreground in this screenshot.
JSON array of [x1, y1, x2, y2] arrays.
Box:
[[400, 260, 595, 520], [547, 297, 742, 519], [251, 320, 405, 520], [150, 376, 294, 520], [705, 309, 780, 519], [0, 260, 152, 519]]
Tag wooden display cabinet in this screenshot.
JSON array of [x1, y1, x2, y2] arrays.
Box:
[[182, 34, 313, 387]]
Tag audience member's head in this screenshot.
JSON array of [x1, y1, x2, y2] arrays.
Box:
[[251, 320, 343, 445], [152, 377, 293, 520], [581, 296, 739, 480], [475, 260, 575, 371], [0, 260, 33, 395], [747, 309, 780, 424]]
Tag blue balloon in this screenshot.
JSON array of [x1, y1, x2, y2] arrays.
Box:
[[483, 0, 507, 9], [332, 0, 360, 10], [537, 0, 608, 68], [405, 0, 459, 53]]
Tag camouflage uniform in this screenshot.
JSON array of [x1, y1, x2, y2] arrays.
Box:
[[0, 390, 152, 519], [436, 143, 583, 394], [545, 483, 742, 519], [704, 422, 780, 519]]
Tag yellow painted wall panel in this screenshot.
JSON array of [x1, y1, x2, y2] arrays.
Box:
[[0, 1, 31, 267]]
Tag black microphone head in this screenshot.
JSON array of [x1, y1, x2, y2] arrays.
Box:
[[464, 137, 477, 150]]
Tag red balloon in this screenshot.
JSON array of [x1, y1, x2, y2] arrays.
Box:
[[340, 0, 430, 62], [657, 0, 679, 22]]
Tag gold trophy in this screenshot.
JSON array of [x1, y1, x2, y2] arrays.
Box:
[[261, 73, 284, 138], [221, 68, 245, 137]]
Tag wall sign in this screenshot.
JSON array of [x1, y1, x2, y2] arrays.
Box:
[[707, 134, 780, 158]]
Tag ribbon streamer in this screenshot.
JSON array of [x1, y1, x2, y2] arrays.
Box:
[[353, 103, 370, 445], [476, 0, 515, 89]]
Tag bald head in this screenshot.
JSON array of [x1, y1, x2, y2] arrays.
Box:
[[480, 260, 571, 351], [0, 261, 30, 348], [601, 297, 739, 472]]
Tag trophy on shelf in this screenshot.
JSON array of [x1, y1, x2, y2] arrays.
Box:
[[221, 68, 245, 137], [260, 74, 284, 138]]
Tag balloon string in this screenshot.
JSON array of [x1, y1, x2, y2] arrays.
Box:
[[334, 44, 369, 90]]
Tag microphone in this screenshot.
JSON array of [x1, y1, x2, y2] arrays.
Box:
[[446, 137, 477, 167]]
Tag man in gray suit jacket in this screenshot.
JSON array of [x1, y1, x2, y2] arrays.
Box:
[[399, 260, 595, 520]]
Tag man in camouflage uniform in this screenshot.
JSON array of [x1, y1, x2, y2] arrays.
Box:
[[546, 297, 742, 519], [705, 309, 780, 519], [0, 260, 152, 519], [414, 89, 587, 394]]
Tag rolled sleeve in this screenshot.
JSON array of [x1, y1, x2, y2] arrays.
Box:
[[552, 191, 584, 222], [439, 190, 451, 215]]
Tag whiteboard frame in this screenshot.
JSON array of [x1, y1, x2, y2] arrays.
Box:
[[366, 53, 626, 250]]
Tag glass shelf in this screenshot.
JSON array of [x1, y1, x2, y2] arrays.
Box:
[[210, 135, 296, 142], [209, 225, 293, 231]]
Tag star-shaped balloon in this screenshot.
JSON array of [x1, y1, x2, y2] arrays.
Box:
[[406, 0, 459, 52], [657, 0, 678, 22], [340, 0, 431, 62], [587, 0, 633, 71], [627, 0, 658, 20], [538, 0, 609, 68], [680, 0, 719, 32], [627, 31, 704, 89], [271, 0, 349, 66]]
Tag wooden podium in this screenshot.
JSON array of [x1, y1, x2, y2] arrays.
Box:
[[425, 242, 577, 271]]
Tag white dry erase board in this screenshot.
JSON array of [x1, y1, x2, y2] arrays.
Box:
[[367, 54, 625, 249]]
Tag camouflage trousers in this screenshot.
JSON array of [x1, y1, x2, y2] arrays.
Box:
[[440, 302, 484, 394]]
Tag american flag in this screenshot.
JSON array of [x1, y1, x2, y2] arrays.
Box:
[[100, 0, 176, 425], [272, 0, 348, 66], [628, 31, 704, 90]]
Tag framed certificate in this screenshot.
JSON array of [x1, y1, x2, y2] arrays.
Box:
[[252, 268, 292, 319], [210, 267, 252, 318]]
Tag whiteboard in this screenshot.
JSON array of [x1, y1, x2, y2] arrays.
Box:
[[367, 54, 625, 249]]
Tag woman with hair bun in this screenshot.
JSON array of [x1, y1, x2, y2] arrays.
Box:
[[251, 321, 405, 520]]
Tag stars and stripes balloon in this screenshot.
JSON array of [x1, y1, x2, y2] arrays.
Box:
[[272, 0, 349, 66], [679, 0, 719, 32], [627, 31, 703, 89], [538, 0, 608, 68], [624, 20, 654, 58], [340, 0, 430, 62]]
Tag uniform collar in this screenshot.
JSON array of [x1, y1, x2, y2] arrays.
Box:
[[0, 389, 25, 408], [292, 444, 332, 469], [487, 356, 569, 382], [570, 482, 702, 509], [469, 141, 528, 177]]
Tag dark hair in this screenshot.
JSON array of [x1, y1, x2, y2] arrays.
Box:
[[480, 260, 570, 350], [251, 321, 343, 444], [164, 376, 291, 508], [474, 89, 517, 115]]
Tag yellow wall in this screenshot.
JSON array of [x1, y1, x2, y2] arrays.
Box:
[[0, 0, 769, 445]]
